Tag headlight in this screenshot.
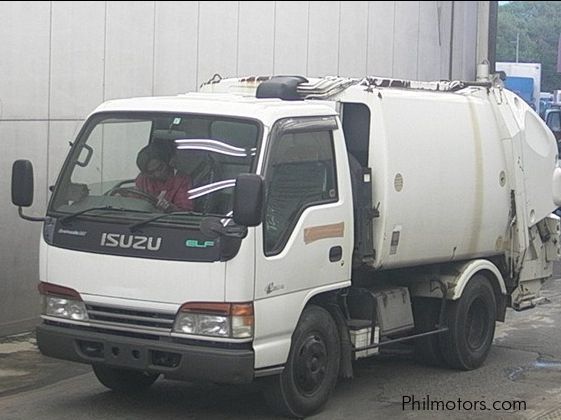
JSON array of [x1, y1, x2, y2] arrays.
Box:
[[175, 313, 229, 337], [173, 302, 253, 339], [38, 282, 88, 321], [43, 296, 89, 321]]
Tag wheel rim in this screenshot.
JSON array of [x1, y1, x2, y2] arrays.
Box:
[[294, 333, 328, 396], [466, 297, 489, 351]]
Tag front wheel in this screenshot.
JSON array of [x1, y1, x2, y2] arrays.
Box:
[[263, 305, 340, 418], [92, 365, 159, 392], [439, 275, 497, 370]]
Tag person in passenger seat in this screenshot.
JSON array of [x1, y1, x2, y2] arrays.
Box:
[[135, 143, 194, 212]]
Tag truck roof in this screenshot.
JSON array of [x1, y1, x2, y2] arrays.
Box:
[[200, 75, 490, 100], [90, 75, 495, 124], [91, 93, 337, 124]]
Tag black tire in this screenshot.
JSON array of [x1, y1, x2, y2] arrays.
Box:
[[92, 365, 159, 392], [263, 305, 340, 418], [439, 275, 497, 370], [412, 297, 446, 367]]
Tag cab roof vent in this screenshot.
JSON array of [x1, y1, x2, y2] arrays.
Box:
[[256, 76, 308, 101]]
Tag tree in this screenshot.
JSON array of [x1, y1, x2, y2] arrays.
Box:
[[497, 1, 561, 92]]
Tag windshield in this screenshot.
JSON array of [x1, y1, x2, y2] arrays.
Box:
[[50, 112, 261, 224]]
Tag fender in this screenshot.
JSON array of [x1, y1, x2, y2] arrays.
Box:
[[447, 259, 507, 300], [410, 259, 507, 300], [252, 280, 351, 370]]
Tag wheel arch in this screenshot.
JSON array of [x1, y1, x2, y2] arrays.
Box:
[[409, 260, 508, 322], [253, 281, 350, 371], [450, 260, 507, 322]]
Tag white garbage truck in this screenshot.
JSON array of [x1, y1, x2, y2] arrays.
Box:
[[11, 70, 561, 417]]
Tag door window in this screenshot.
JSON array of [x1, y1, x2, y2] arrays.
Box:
[[264, 121, 338, 255]]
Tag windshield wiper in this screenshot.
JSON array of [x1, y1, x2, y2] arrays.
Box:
[[59, 206, 149, 225], [129, 211, 206, 231]]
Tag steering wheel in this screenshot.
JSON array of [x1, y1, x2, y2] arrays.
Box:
[[110, 178, 136, 189], [106, 187, 158, 205]]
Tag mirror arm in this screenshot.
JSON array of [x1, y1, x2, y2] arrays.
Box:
[[223, 225, 248, 238], [18, 207, 46, 222], [211, 224, 248, 239]]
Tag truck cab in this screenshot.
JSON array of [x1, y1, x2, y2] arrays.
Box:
[[13, 88, 355, 408]]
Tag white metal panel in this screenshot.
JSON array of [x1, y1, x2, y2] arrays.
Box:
[[367, 1, 395, 77], [451, 1, 467, 80], [273, 1, 309, 75], [0, 121, 48, 334], [197, 1, 238, 87], [520, 106, 559, 224], [50, 2, 105, 119], [253, 281, 350, 368], [0, 2, 50, 119], [91, 94, 337, 124], [153, 2, 199, 95], [237, 1, 275, 76], [104, 2, 154, 100], [47, 246, 226, 304], [308, 2, 340, 77], [393, 2, 419, 80], [451, 1, 477, 80], [418, 1, 441, 81], [364, 89, 511, 269], [339, 2, 368, 78], [439, 1, 453, 79], [47, 121, 84, 186], [462, 4, 478, 80], [224, 229, 255, 302]]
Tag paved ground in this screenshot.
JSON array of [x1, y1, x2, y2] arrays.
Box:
[[1, 275, 561, 419]]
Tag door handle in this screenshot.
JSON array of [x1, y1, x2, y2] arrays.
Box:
[[329, 246, 342, 262]]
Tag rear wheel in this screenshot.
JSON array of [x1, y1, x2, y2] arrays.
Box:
[[92, 365, 159, 392], [263, 305, 340, 418], [439, 275, 497, 370]]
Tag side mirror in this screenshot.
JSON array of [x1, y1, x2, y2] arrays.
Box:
[[233, 174, 264, 227], [12, 160, 34, 207]]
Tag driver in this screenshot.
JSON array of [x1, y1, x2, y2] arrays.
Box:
[[135, 143, 193, 211]]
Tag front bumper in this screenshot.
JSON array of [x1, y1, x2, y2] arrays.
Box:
[[37, 323, 255, 384]]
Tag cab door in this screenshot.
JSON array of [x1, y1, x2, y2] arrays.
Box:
[[252, 116, 353, 368]]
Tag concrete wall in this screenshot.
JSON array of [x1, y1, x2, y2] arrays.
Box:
[[0, 1, 482, 336]]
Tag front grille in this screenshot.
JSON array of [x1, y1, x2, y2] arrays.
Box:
[[44, 319, 161, 340], [86, 304, 176, 332]]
